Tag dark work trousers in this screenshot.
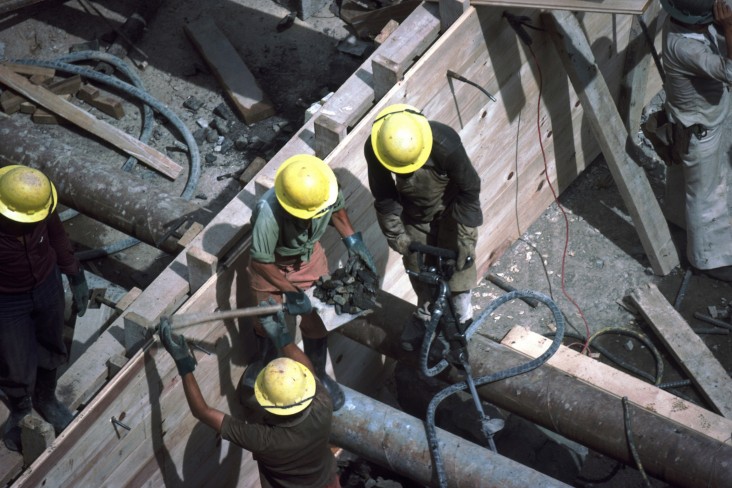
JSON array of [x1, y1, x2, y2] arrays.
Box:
[[0, 267, 67, 398]]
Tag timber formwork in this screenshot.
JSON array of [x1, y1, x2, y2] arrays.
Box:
[[8, 2, 719, 487]]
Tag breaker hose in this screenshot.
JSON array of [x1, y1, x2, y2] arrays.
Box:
[[12, 52, 201, 258], [424, 290, 565, 487]]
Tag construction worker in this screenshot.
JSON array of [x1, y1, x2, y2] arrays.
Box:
[[0, 165, 89, 452], [660, 0, 732, 281], [244, 154, 376, 411], [364, 104, 483, 351], [158, 301, 342, 488]]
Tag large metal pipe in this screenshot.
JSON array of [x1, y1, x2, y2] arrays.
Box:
[[0, 116, 211, 252], [337, 298, 732, 488], [333, 386, 570, 488]]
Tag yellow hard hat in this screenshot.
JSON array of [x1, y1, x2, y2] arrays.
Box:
[[0, 165, 57, 223], [254, 357, 316, 416], [371, 104, 432, 174], [274, 155, 338, 219]]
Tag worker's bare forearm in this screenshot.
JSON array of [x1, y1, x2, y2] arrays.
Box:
[[281, 343, 315, 374], [182, 373, 225, 433], [250, 260, 300, 293], [331, 208, 356, 238]]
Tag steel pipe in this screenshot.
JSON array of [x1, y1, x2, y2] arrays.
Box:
[[337, 298, 732, 488], [0, 117, 211, 252], [333, 386, 570, 488]]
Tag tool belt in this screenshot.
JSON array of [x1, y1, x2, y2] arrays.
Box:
[[642, 110, 707, 166]]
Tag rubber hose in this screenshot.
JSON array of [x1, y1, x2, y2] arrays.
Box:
[[424, 290, 565, 487], [12, 53, 200, 200], [587, 327, 665, 386], [13, 53, 201, 259]]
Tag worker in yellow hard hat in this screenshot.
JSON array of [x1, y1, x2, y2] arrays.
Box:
[[365, 104, 483, 351], [244, 154, 376, 411], [158, 301, 342, 488], [0, 165, 89, 452]]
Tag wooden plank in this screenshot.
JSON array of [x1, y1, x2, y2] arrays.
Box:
[[628, 283, 732, 418], [427, 0, 652, 14], [545, 10, 678, 276], [1, 74, 81, 114], [372, 2, 441, 100], [1, 62, 55, 78], [0, 65, 183, 179], [618, 1, 663, 133], [184, 18, 275, 124], [501, 326, 732, 442]]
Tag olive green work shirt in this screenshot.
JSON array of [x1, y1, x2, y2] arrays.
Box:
[[220, 383, 337, 488], [250, 188, 345, 263]]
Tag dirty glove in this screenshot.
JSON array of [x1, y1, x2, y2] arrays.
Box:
[[283, 290, 312, 315], [375, 211, 411, 255], [158, 317, 196, 376], [67, 270, 89, 318], [342, 232, 378, 275], [390, 233, 412, 256], [456, 224, 478, 271], [259, 298, 293, 349]]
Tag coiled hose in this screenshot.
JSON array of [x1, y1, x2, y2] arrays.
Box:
[[12, 52, 201, 259], [424, 290, 565, 487]]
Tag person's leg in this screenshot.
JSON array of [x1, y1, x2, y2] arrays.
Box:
[[32, 269, 73, 434], [682, 123, 732, 276], [0, 289, 36, 451], [242, 262, 281, 388], [400, 223, 434, 351], [291, 244, 344, 410]]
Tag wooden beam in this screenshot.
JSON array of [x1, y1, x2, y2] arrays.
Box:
[[618, 1, 663, 133], [426, 0, 652, 14], [501, 326, 732, 441], [184, 17, 276, 124], [0, 66, 183, 179], [628, 283, 732, 418], [372, 2, 441, 100], [438, 0, 470, 32], [544, 10, 678, 276]]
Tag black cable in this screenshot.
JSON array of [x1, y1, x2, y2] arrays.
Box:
[[425, 290, 565, 487], [622, 396, 652, 488]]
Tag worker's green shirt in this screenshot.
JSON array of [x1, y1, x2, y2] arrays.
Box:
[[250, 188, 345, 263]]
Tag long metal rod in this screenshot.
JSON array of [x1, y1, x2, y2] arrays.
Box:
[[332, 386, 570, 488], [169, 304, 283, 330]]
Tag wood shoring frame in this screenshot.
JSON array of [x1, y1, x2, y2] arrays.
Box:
[[16, 5, 668, 486]]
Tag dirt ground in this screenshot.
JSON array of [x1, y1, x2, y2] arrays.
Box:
[[1, 1, 730, 487]]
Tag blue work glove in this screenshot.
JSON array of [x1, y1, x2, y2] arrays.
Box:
[[342, 232, 378, 275], [67, 270, 89, 317], [259, 298, 293, 349], [158, 317, 197, 376], [283, 290, 312, 315]]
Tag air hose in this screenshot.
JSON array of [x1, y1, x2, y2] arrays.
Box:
[[12, 52, 201, 258], [424, 290, 565, 487]]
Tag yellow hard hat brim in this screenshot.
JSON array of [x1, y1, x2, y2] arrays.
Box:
[[275, 155, 338, 220], [371, 104, 433, 174], [254, 360, 317, 416], [0, 165, 57, 223]]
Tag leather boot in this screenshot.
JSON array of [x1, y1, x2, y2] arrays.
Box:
[[33, 368, 73, 435], [240, 334, 276, 389], [3, 395, 32, 452], [303, 337, 344, 411]]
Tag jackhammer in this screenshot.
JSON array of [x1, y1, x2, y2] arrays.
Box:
[[406, 242, 566, 487]]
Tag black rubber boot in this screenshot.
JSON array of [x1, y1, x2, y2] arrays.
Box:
[[3, 395, 32, 452], [33, 368, 73, 435], [240, 334, 276, 389], [303, 337, 345, 411]]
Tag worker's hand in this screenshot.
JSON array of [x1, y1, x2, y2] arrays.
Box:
[[342, 232, 378, 275], [158, 317, 197, 376], [283, 290, 312, 315], [259, 298, 293, 349], [456, 225, 478, 271], [389, 233, 412, 256], [714, 0, 732, 31], [67, 270, 89, 317]]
